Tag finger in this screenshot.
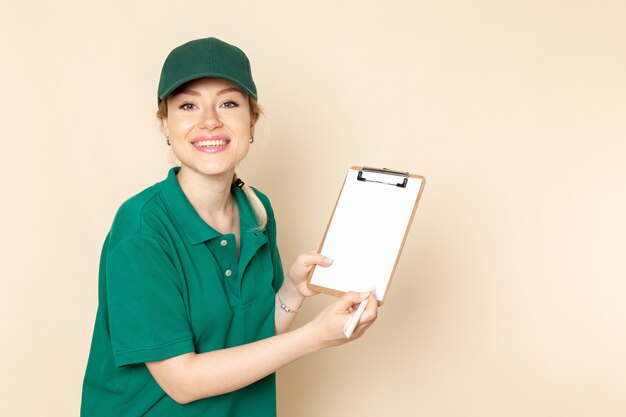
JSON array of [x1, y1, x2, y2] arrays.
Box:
[[352, 321, 375, 339], [358, 313, 377, 329], [335, 291, 363, 312], [360, 295, 379, 323], [355, 299, 378, 331], [297, 252, 333, 268], [348, 313, 375, 338]]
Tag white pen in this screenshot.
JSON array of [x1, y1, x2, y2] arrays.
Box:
[[343, 284, 376, 339]]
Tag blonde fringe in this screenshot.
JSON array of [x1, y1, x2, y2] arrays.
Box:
[[233, 173, 268, 231]]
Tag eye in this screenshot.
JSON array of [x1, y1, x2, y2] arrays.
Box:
[[179, 102, 197, 111], [221, 100, 239, 109]]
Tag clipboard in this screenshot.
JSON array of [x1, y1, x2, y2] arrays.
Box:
[[307, 166, 425, 304]]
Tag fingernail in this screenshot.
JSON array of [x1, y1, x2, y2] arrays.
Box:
[[325, 257, 333, 264], [359, 284, 376, 299]]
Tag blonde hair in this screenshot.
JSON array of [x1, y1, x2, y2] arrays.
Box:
[[156, 94, 268, 230], [233, 173, 268, 230]]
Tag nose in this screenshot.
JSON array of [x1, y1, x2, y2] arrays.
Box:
[[198, 106, 222, 130]]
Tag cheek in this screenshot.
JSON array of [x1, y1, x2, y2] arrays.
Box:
[[167, 116, 194, 137], [224, 115, 253, 139], [233, 136, 251, 159]]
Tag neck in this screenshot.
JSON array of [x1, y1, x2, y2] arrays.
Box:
[[176, 166, 235, 231]]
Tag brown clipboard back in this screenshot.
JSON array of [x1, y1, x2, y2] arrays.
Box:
[[306, 166, 426, 305]]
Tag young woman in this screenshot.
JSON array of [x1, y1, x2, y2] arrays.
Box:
[[81, 37, 378, 417]]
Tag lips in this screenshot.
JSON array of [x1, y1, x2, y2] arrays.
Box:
[[191, 135, 230, 153]]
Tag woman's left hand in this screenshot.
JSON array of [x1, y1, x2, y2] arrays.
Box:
[[288, 250, 333, 298]]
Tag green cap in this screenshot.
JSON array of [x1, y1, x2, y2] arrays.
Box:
[[157, 37, 257, 104]]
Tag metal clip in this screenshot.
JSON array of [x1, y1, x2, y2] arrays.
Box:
[[357, 167, 409, 188]]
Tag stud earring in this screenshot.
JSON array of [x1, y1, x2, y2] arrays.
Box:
[[250, 136, 254, 144], [166, 137, 170, 146]]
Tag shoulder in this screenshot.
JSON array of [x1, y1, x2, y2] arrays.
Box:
[[108, 183, 169, 247]]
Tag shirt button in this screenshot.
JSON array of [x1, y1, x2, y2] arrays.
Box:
[[220, 239, 228, 247], [225, 269, 233, 277]]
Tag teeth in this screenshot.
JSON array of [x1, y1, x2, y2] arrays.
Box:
[[195, 139, 227, 147]]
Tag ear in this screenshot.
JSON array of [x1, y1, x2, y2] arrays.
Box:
[[250, 122, 256, 139], [161, 115, 170, 138]]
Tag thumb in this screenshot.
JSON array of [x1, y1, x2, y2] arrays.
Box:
[[335, 291, 362, 312]]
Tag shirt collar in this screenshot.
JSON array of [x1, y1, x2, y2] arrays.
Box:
[[158, 167, 259, 244], [158, 167, 220, 244]]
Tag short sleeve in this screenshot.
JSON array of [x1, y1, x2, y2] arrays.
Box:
[[106, 236, 194, 367], [266, 218, 284, 292]]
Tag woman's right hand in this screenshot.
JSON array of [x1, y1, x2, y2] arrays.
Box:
[[306, 291, 379, 349]]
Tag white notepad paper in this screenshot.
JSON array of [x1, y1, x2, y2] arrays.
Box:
[[308, 167, 424, 303]]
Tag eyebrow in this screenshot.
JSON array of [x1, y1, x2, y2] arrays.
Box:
[[176, 87, 245, 97]]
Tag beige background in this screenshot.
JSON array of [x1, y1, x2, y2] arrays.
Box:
[[2, 0, 625, 416]]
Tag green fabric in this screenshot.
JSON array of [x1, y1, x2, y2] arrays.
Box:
[[81, 167, 284, 417], [158, 37, 257, 104]]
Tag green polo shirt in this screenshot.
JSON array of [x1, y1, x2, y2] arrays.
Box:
[[81, 167, 284, 417]]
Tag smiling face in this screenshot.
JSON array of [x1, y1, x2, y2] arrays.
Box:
[[162, 77, 255, 180]]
